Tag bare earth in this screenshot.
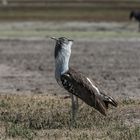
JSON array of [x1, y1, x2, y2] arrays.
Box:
[[0, 36, 140, 99]]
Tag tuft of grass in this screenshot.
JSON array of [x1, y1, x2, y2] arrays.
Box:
[[122, 98, 139, 105], [0, 94, 140, 140], [0, 99, 10, 108], [5, 123, 34, 140]]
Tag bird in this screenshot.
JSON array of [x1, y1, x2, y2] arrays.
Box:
[[51, 37, 117, 121], [130, 10, 140, 31]]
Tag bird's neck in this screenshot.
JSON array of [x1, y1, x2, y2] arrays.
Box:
[[55, 50, 71, 83]]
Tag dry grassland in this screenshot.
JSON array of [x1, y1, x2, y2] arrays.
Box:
[[0, 94, 140, 140]]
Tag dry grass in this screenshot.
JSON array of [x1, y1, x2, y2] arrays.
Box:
[[0, 8, 130, 21], [0, 94, 140, 140], [0, 0, 139, 21]]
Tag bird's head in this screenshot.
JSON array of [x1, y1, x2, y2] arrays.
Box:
[[130, 11, 134, 20], [51, 37, 73, 59]]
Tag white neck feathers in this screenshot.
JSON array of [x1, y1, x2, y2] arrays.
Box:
[[55, 42, 72, 83]]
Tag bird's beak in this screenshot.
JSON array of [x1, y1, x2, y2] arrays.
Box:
[[50, 37, 58, 41]]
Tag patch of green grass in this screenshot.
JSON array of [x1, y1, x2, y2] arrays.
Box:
[[0, 30, 140, 39], [122, 98, 139, 105], [0, 100, 9, 108], [6, 123, 34, 140]]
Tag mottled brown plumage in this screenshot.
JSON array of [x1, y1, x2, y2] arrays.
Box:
[[61, 68, 117, 116]]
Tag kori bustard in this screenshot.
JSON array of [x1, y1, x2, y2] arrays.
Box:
[[51, 37, 117, 121]]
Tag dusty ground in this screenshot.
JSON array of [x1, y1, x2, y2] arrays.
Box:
[[0, 22, 140, 100]]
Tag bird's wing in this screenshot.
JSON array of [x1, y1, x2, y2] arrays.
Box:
[[61, 68, 117, 116]]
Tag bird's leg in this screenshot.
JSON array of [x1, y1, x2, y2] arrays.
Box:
[[139, 22, 140, 32], [75, 96, 79, 112], [71, 94, 78, 124]]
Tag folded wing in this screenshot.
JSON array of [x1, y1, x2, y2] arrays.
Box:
[[61, 68, 117, 116]]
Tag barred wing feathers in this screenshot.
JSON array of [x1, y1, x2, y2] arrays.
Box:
[[61, 68, 117, 116]]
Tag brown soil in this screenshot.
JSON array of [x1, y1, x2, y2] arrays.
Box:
[[0, 38, 140, 100]]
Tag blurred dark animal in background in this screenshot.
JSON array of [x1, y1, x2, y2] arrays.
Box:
[[130, 11, 140, 31]]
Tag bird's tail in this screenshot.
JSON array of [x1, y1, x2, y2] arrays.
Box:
[[103, 94, 118, 109], [93, 93, 118, 116]]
